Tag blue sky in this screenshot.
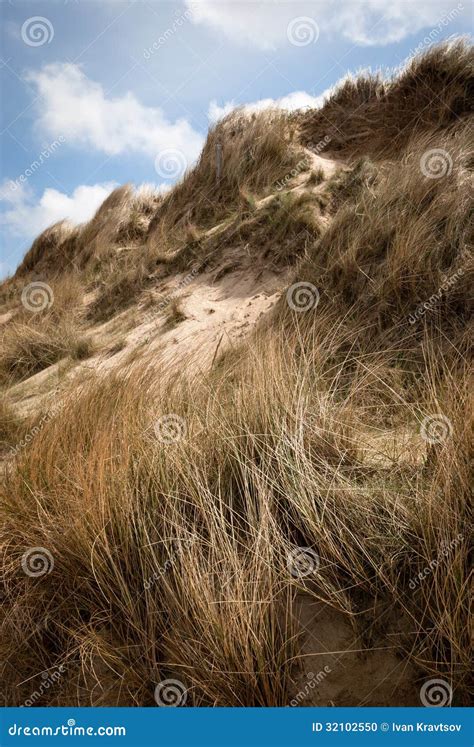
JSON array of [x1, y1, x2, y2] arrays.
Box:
[[0, 0, 471, 278]]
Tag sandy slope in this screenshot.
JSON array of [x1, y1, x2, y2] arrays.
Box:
[[1, 148, 422, 704], [5, 145, 335, 416]]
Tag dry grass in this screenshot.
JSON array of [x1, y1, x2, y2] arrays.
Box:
[[89, 188, 324, 322], [0, 41, 472, 707], [293, 126, 473, 357], [306, 167, 325, 186], [14, 186, 163, 316], [1, 328, 471, 705], [87, 260, 154, 322], [0, 322, 90, 384], [0, 274, 94, 385], [0, 399, 25, 452], [17, 111, 307, 324], [163, 297, 187, 329], [0, 364, 296, 705], [79, 185, 162, 270], [229, 191, 323, 266], [14, 221, 81, 278], [166, 189, 324, 275], [147, 109, 307, 257], [300, 40, 474, 159], [324, 158, 377, 211]]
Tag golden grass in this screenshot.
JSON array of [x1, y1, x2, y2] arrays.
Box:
[[300, 40, 474, 159], [0, 399, 25, 452], [292, 126, 473, 358], [0, 274, 94, 385], [0, 41, 472, 707], [14, 220, 81, 278], [147, 109, 307, 255], [1, 326, 471, 704]]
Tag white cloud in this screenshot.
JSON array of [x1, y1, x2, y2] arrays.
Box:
[[0, 180, 118, 239], [208, 100, 236, 124], [208, 88, 333, 123], [26, 63, 204, 165], [187, 0, 462, 47]]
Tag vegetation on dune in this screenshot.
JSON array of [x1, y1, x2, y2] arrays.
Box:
[[299, 40, 474, 158], [147, 109, 308, 251], [0, 274, 94, 386], [1, 331, 471, 705], [13, 220, 82, 278], [0, 399, 25, 453], [0, 41, 473, 706], [164, 189, 324, 277], [0, 320, 93, 385], [290, 126, 473, 357]]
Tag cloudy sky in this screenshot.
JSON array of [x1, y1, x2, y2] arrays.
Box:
[[0, 0, 470, 278]]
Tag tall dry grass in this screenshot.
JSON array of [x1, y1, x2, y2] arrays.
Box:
[[147, 109, 307, 254], [300, 40, 474, 159], [1, 325, 471, 704], [290, 126, 473, 360], [14, 186, 163, 282], [1, 41, 472, 707], [0, 274, 94, 385]]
